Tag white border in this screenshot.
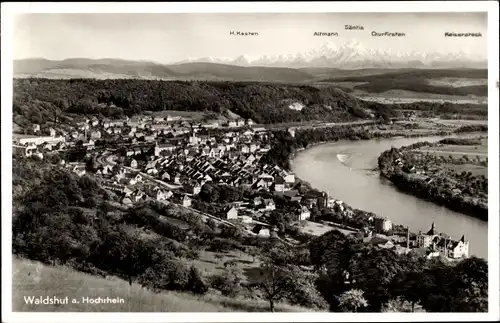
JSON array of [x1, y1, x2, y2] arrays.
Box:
[[1, 2, 499, 323]]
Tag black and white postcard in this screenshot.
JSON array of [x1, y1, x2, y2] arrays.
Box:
[[1, 2, 499, 322]]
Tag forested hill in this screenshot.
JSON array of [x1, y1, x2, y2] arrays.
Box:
[[13, 78, 399, 128]]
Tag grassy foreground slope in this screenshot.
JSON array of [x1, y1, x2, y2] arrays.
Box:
[[12, 257, 316, 312]]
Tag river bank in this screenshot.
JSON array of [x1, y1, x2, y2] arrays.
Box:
[[377, 138, 488, 221], [283, 124, 488, 259]]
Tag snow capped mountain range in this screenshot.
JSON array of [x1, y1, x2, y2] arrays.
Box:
[[174, 40, 486, 69]]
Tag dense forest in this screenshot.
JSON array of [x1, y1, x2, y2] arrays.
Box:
[[13, 78, 400, 127], [14, 78, 487, 131]]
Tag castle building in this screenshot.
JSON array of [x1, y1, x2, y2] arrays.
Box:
[[417, 222, 438, 248], [417, 222, 469, 259], [374, 217, 393, 233]]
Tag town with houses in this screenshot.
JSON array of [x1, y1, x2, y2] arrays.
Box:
[[12, 113, 470, 260]]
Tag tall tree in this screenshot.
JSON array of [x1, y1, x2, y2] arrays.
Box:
[[337, 289, 368, 312], [257, 249, 327, 312], [257, 259, 290, 312]]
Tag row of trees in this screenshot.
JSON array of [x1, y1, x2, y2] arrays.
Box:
[[198, 183, 251, 204]]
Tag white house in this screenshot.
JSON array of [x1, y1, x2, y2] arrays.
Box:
[[263, 199, 276, 211], [436, 235, 469, 259], [91, 117, 99, 127], [160, 171, 171, 181], [155, 190, 168, 200], [374, 217, 393, 233], [249, 143, 258, 153], [182, 195, 192, 207], [297, 206, 311, 221], [155, 142, 176, 156], [284, 173, 295, 184], [130, 159, 138, 168], [209, 148, 223, 159], [273, 176, 286, 192], [186, 182, 202, 195], [224, 206, 238, 220], [146, 167, 159, 175]]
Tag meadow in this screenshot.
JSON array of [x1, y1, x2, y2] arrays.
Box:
[[12, 257, 316, 312]]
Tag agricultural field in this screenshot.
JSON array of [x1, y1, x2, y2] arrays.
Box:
[[427, 77, 488, 88], [440, 163, 488, 178], [357, 95, 485, 105], [432, 119, 489, 127], [410, 137, 488, 179], [297, 220, 356, 237], [417, 138, 488, 164]]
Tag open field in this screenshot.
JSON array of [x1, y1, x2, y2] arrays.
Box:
[[187, 250, 263, 285], [427, 78, 488, 88], [412, 137, 488, 176], [440, 163, 488, 178], [12, 257, 315, 312], [419, 149, 488, 157], [357, 95, 486, 105], [419, 138, 488, 154], [323, 69, 488, 99], [357, 89, 487, 100], [432, 119, 488, 126], [325, 81, 368, 89], [297, 220, 356, 237]]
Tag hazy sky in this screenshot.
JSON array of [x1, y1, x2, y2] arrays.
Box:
[[14, 13, 488, 63]]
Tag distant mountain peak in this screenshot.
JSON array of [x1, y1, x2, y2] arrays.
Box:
[[172, 40, 486, 69]]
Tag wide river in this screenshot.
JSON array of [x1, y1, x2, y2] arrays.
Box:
[[291, 134, 488, 259]]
